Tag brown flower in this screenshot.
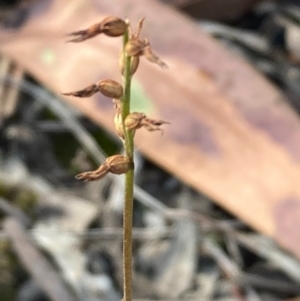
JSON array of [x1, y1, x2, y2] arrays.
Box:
[[62, 79, 123, 99], [67, 16, 127, 43], [76, 155, 133, 182], [107, 155, 133, 174], [122, 18, 167, 68], [125, 38, 167, 69], [125, 38, 148, 57], [125, 112, 169, 134], [97, 79, 123, 98]]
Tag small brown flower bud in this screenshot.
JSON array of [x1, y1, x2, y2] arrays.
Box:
[[125, 38, 147, 57], [114, 111, 125, 140], [125, 112, 145, 130], [67, 16, 127, 43], [75, 155, 132, 181], [62, 79, 123, 99], [119, 50, 140, 75], [106, 155, 133, 175], [97, 79, 123, 98], [124, 37, 167, 69], [125, 112, 169, 133], [101, 16, 127, 37]]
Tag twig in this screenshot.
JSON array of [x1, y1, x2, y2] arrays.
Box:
[[0, 226, 174, 242], [202, 238, 261, 301], [202, 238, 239, 278], [203, 236, 300, 296], [241, 273, 300, 294], [234, 232, 300, 282]]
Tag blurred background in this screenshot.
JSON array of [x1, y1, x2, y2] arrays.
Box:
[[1, 0, 300, 301]]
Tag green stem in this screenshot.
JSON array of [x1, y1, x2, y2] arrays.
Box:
[[122, 26, 134, 301]]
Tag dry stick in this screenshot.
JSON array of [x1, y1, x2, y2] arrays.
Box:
[[0, 226, 173, 242], [202, 238, 261, 301], [233, 232, 300, 282], [122, 26, 134, 301], [3, 218, 76, 301]]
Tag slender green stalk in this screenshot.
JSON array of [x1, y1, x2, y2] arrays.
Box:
[[122, 27, 134, 301]]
